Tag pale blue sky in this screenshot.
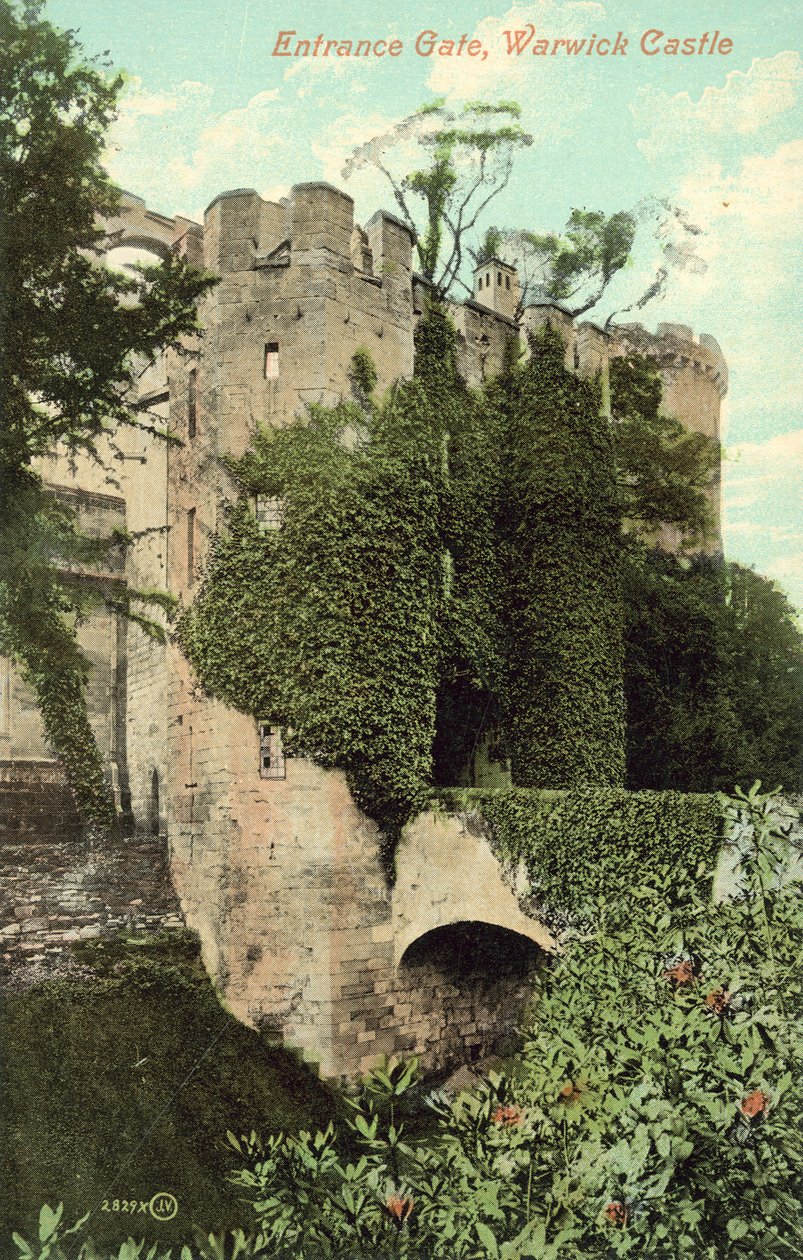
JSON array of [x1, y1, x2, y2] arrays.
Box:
[[50, 0, 803, 610]]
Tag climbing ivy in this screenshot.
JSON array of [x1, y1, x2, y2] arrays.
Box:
[[180, 315, 629, 848], [436, 784, 723, 916], [496, 325, 625, 787], [179, 364, 446, 844], [423, 311, 510, 785]]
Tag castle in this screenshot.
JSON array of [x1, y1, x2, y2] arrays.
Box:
[[0, 183, 728, 1075]]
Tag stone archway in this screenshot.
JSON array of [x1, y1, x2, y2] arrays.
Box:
[[390, 809, 555, 1071], [396, 919, 545, 1071], [392, 808, 555, 968]]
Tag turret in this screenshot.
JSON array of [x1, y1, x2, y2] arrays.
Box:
[[473, 257, 519, 321]]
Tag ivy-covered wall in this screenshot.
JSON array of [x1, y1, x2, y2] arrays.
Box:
[[179, 349, 447, 841], [496, 327, 625, 787], [178, 312, 627, 847], [435, 785, 724, 917]]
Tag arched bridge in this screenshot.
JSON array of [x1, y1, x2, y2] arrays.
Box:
[[167, 724, 555, 1080]]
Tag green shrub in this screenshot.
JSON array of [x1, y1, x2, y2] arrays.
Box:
[[227, 786, 802, 1258], [11, 1205, 269, 1259], [1, 933, 341, 1251]]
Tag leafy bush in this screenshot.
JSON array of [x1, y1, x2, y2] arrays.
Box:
[[228, 786, 802, 1258], [1, 932, 341, 1251], [11, 1204, 268, 1260], [624, 551, 803, 794]]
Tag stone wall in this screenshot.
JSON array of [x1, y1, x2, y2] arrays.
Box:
[[0, 824, 183, 980], [164, 678, 552, 1078]]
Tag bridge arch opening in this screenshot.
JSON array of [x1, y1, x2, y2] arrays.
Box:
[[396, 920, 545, 1072]]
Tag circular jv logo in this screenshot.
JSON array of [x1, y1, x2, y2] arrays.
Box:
[[149, 1192, 178, 1222]]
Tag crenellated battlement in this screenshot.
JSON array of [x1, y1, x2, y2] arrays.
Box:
[[108, 184, 727, 422], [612, 322, 728, 400], [105, 182, 726, 587]]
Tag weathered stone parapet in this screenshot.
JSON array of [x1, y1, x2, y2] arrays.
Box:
[[612, 321, 729, 403]]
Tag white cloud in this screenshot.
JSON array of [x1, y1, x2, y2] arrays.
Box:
[[164, 88, 286, 192], [105, 78, 214, 180], [425, 0, 606, 101], [677, 140, 803, 243], [311, 108, 436, 215], [723, 430, 803, 612], [662, 142, 803, 377], [727, 428, 803, 464], [724, 430, 803, 514], [632, 52, 802, 163]]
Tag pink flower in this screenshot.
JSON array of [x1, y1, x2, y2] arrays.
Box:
[[386, 1194, 414, 1223], [491, 1103, 525, 1127], [740, 1089, 770, 1119], [605, 1201, 628, 1226]]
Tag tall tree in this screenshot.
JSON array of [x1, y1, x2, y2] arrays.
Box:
[[343, 99, 532, 298], [481, 196, 708, 324], [0, 0, 214, 825], [610, 353, 720, 549], [624, 552, 803, 793], [477, 210, 636, 320]]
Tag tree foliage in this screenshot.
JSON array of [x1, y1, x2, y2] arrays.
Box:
[[343, 99, 532, 296], [483, 196, 709, 325], [624, 551, 803, 794], [610, 353, 720, 548], [0, 0, 214, 824], [479, 209, 636, 319]]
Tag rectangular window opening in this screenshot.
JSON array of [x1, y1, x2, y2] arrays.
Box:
[[255, 494, 283, 531], [505, 275, 511, 290], [188, 368, 197, 437], [258, 722, 286, 779], [264, 342, 279, 380], [186, 507, 196, 585]]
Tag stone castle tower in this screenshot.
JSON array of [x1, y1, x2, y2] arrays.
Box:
[[0, 184, 728, 1073]]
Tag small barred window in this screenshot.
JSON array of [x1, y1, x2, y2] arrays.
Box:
[[255, 494, 283, 531], [264, 342, 279, 379], [258, 723, 286, 780]]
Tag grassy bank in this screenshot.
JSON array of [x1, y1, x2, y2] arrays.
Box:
[[0, 931, 342, 1252]]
